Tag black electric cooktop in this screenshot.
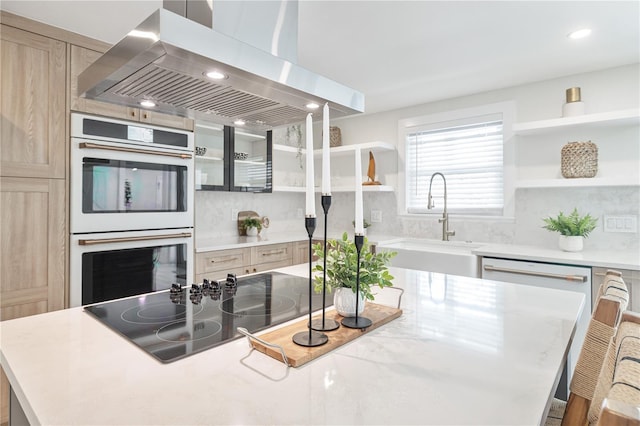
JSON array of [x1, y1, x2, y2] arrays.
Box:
[[84, 273, 331, 363]]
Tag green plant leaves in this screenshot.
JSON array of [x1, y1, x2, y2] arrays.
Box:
[[312, 232, 397, 300], [542, 208, 598, 237]]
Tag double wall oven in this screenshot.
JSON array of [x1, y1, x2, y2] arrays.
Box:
[[70, 114, 194, 307]]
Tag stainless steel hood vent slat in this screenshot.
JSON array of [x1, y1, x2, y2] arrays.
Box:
[[78, 8, 364, 129]]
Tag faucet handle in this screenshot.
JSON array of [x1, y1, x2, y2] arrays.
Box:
[[446, 230, 456, 237]]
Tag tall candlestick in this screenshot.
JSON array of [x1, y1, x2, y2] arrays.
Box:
[[305, 113, 316, 217], [321, 103, 331, 195], [354, 147, 364, 234]]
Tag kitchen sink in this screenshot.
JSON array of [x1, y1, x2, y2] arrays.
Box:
[[376, 238, 483, 278]]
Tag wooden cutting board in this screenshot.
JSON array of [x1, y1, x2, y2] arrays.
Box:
[[246, 303, 402, 367]]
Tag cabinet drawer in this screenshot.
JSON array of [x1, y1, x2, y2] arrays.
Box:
[[196, 248, 249, 274], [250, 259, 294, 275], [195, 266, 247, 283], [251, 243, 292, 265]]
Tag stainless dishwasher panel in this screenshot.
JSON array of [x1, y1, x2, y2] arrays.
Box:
[[481, 257, 591, 400]]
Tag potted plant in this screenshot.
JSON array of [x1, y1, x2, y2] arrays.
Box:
[[312, 232, 396, 316], [542, 208, 598, 252], [242, 217, 263, 236]]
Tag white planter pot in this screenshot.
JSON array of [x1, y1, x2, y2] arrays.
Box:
[[246, 227, 259, 236], [333, 287, 366, 317], [559, 235, 584, 252]]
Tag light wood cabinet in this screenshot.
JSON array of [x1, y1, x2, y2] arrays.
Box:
[[1, 25, 66, 179], [69, 44, 194, 131], [196, 242, 301, 282], [592, 267, 639, 312], [0, 177, 66, 318]]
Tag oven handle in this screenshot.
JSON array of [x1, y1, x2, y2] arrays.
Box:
[[483, 264, 588, 282], [78, 232, 192, 246], [79, 142, 193, 159]]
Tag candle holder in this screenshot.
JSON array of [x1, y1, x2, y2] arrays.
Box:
[[293, 216, 329, 347], [341, 233, 372, 329], [311, 195, 340, 332]]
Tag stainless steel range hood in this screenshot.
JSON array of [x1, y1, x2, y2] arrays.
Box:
[[77, 4, 364, 130]]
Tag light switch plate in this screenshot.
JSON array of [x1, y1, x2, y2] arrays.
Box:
[[603, 215, 638, 233], [231, 209, 239, 221], [371, 209, 382, 223]]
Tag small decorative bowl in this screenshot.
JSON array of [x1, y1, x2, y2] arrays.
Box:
[[195, 146, 207, 156], [234, 152, 248, 160]]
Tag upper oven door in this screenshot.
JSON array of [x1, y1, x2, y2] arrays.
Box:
[[71, 137, 194, 234]]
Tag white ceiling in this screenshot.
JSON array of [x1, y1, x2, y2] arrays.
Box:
[[3, 1, 638, 115]]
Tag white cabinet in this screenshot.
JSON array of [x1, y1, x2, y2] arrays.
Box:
[[513, 108, 639, 188], [272, 141, 396, 192]]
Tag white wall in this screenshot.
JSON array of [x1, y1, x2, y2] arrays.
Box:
[[196, 64, 639, 253]]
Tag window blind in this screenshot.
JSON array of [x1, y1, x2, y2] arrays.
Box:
[[406, 117, 504, 216]]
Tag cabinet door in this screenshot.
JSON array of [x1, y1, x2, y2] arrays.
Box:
[[195, 123, 228, 190], [1, 26, 65, 178], [231, 127, 272, 192], [69, 45, 138, 120], [293, 241, 308, 265], [196, 124, 273, 192], [1, 177, 66, 317]]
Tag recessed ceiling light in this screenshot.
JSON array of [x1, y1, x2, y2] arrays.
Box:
[[306, 102, 320, 110], [234, 119, 245, 126], [205, 70, 227, 80], [140, 100, 156, 108], [568, 28, 592, 40]]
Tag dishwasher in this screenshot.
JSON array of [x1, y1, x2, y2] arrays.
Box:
[[481, 257, 591, 400]]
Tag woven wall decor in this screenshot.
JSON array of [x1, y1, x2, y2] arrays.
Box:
[[561, 141, 598, 178], [330, 126, 342, 147]]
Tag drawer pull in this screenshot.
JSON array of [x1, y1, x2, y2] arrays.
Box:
[[211, 257, 238, 263], [262, 250, 285, 257], [483, 264, 588, 282]]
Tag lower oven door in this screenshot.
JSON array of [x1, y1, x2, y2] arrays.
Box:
[[71, 229, 194, 307]]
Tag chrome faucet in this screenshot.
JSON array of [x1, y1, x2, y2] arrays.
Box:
[[427, 172, 455, 241]]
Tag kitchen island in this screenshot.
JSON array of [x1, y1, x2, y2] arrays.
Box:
[[0, 265, 583, 425]]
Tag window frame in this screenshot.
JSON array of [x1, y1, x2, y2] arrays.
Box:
[[397, 101, 516, 219]]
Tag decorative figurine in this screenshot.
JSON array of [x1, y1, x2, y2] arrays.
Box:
[[362, 151, 381, 185]]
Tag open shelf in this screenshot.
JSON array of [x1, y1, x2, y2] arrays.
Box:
[[515, 177, 640, 189], [272, 185, 394, 193], [273, 140, 396, 156], [513, 108, 639, 135]]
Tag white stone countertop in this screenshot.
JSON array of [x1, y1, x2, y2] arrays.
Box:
[[196, 231, 309, 252], [474, 243, 640, 271], [0, 265, 583, 425]]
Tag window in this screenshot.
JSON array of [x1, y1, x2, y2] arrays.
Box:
[[404, 112, 505, 216]]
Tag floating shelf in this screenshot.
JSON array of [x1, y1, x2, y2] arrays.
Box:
[[196, 156, 223, 162], [515, 177, 640, 189], [513, 108, 640, 135], [272, 185, 394, 193], [273, 140, 396, 156]]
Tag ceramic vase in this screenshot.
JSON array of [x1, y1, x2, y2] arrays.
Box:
[[334, 287, 366, 317], [246, 227, 259, 237], [559, 235, 583, 252]]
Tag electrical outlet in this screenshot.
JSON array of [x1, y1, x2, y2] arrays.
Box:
[[296, 208, 303, 219], [231, 209, 239, 221], [603, 215, 638, 233], [371, 209, 382, 223]]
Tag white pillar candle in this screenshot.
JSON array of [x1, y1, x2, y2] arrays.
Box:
[[305, 113, 316, 217], [354, 147, 364, 234], [321, 103, 331, 194]]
